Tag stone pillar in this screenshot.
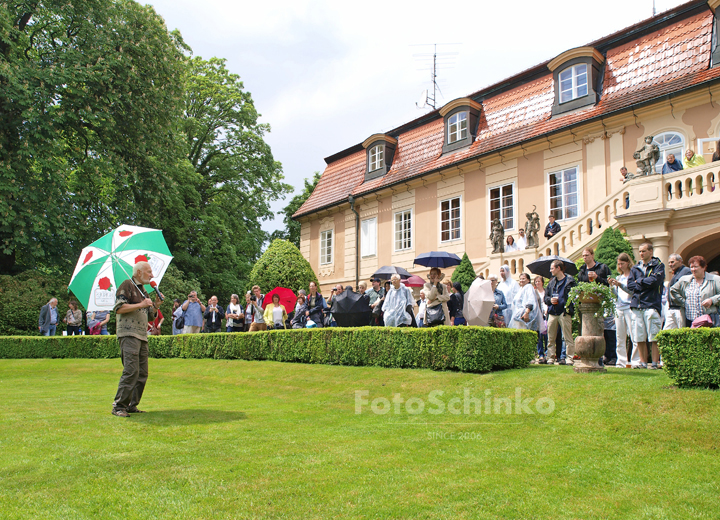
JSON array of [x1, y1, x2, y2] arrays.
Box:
[[647, 234, 670, 265]]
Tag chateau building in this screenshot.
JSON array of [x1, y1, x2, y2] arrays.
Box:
[[294, 0, 720, 290]]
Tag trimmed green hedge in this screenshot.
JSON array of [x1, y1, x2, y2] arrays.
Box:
[[0, 327, 537, 373], [657, 328, 720, 389]]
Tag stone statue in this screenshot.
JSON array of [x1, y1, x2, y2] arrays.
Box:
[[524, 206, 540, 249], [633, 136, 660, 176], [489, 218, 505, 254]]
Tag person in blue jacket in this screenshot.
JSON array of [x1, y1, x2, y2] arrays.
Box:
[[626, 242, 665, 369]]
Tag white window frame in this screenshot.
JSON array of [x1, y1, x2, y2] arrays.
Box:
[[369, 145, 384, 172], [652, 132, 685, 173], [320, 229, 333, 265], [559, 64, 588, 104], [447, 111, 468, 144], [548, 166, 580, 222], [360, 217, 377, 258], [440, 196, 462, 242], [488, 183, 515, 231], [394, 209, 413, 252]]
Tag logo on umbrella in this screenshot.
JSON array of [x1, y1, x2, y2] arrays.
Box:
[[83, 251, 93, 264], [135, 254, 150, 264], [98, 277, 113, 291], [118, 231, 133, 237]]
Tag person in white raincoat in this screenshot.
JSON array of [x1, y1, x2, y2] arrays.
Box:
[[510, 273, 542, 331], [498, 265, 519, 325], [383, 274, 415, 327]]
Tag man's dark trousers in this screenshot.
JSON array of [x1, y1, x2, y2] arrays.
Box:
[[113, 336, 148, 412]]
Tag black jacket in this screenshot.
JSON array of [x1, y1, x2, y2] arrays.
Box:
[[544, 275, 576, 316], [627, 257, 665, 313], [668, 265, 691, 309], [578, 262, 611, 286], [544, 221, 561, 239], [449, 292, 464, 319], [203, 305, 225, 332]]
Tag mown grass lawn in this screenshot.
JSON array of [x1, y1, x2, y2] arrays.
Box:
[[1, 358, 718, 519]]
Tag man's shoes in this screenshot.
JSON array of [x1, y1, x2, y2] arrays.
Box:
[[546, 358, 555, 365], [558, 359, 566, 365], [538, 357, 547, 364], [111, 409, 130, 418], [127, 407, 146, 413], [648, 363, 659, 370], [632, 363, 648, 369]]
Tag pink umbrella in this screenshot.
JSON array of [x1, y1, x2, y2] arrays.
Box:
[[402, 275, 426, 287]]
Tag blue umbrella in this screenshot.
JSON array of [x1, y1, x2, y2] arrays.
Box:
[[413, 251, 462, 268]]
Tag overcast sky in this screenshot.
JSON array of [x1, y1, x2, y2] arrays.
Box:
[[145, 0, 688, 234]]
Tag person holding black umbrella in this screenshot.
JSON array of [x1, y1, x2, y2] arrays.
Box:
[[544, 259, 577, 365]]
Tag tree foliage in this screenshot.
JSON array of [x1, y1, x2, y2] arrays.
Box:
[[163, 56, 292, 302], [271, 172, 321, 247], [0, 0, 187, 274], [594, 228, 635, 276], [451, 253, 477, 293], [248, 240, 318, 294]]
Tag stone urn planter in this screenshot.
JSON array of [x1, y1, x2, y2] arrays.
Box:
[[573, 299, 607, 373]]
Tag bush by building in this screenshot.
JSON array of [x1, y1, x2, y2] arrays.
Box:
[[248, 239, 319, 293], [451, 253, 477, 293]]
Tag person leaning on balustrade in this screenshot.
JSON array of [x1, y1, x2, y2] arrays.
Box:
[[682, 149, 706, 169], [669, 255, 720, 328]]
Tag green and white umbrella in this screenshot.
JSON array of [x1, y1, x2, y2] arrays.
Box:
[[69, 225, 173, 312]]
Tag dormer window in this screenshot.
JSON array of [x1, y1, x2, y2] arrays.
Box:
[[362, 134, 397, 182], [559, 64, 588, 103], [448, 112, 468, 144], [369, 144, 384, 171], [548, 47, 604, 116], [439, 98, 481, 154]]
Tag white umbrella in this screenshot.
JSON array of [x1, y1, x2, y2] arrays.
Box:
[[464, 278, 495, 327]]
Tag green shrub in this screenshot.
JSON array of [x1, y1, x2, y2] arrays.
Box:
[[248, 239, 318, 294], [0, 335, 119, 359], [594, 227, 635, 276], [657, 328, 720, 388], [0, 271, 76, 336], [0, 327, 537, 373], [451, 253, 477, 293]]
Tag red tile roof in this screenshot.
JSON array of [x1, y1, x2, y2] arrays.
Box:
[[295, 5, 720, 218]]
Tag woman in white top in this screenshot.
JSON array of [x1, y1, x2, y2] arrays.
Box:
[[505, 235, 519, 252], [510, 273, 542, 331], [609, 252, 640, 367], [225, 294, 244, 333], [533, 276, 548, 361], [498, 265, 519, 325]]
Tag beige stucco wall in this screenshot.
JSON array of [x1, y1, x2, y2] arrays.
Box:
[[298, 93, 720, 287]]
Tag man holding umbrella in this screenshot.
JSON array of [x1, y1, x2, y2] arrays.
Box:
[[111, 261, 161, 417]]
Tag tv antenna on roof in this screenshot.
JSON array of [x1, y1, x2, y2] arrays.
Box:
[[412, 43, 460, 110]]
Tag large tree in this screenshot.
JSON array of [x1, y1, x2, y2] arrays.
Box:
[[164, 56, 291, 301], [0, 0, 188, 274], [271, 172, 321, 247]]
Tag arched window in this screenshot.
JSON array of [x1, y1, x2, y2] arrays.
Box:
[[652, 132, 685, 173]]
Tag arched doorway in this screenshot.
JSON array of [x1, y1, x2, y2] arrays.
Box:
[[676, 230, 720, 274]]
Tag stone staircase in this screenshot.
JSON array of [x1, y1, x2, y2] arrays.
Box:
[[475, 161, 720, 279]]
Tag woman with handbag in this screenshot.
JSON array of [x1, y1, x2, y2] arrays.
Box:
[[263, 293, 288, 330], [424, 268, 450, 327], [63, 300, 83, 335], [487, 274, 508, 327], [669, 255, 720, 327]]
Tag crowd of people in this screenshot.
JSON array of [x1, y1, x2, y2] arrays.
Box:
[[39, 245, 720, 368]]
